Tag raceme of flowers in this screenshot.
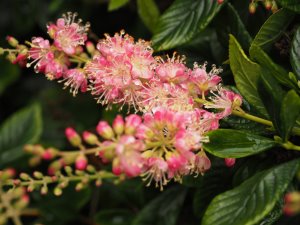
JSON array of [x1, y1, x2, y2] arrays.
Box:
[[2, 12, 242, 190]]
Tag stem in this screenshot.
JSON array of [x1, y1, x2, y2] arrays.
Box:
[[195, 98, 300, 136], [57, 144, 115, 156], [70, 54, 89, 63], [281, 141, 300, 151]]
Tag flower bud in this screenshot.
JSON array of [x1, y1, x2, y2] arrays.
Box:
[[125, 114, 142, 134], [0, 47, 4, 55], [113, 115, 125, 135], [29, 156, 41, 167], [54, 187, 63, 196], [285, 192, 300, 203], [75, 182, 85, 191], [48, 160, 64, 175], [47, 24, 56, 39], [75, 154, 88, 171], [6, 36, 19, 47], [217, 0, 224, 4], [41, 185, 48, 195], [264, 0, 272, 10], [83, 131, 99, 145], [96, 121, 114, 139], [65, 127, 82, 147], [33, 171, 43, 179], [42, 148, 59, 160], [225, 158, 236, 167], [86, 41, 95, 54], [249, 2, 256, 14], [20, 173, 30, 181]]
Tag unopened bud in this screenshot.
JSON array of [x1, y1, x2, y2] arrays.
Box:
[[64, 166, 73, 175], [125, 114, 142, 134], [265, 0, 272, 10], [65, 127, 82, 147], [0, 47, 4, 55], [249, 2, 256, 14], [217, 0, 224, 4], [6, 53, 16, 63], [96, 121, 114, 139], [87, 165, 96, 173], [6, 36, 19, 47], [75, 182, 85, 191], [86, 41, 95, 54], [29, 155, 41, 167], [54, 187, 63, 196], [83, 131, 98, 145], [33, 171, 43, 179], [225, 158, 236, 167], [20, 173, 30, 181], [42, 148, 58, 160], [75, 154, 88, 171], [113, 115, 125, 135], [75, 46, 83, 55], [95, 179, 102, 187], [41, 185, 48, 195], [47, 24, 56, 39]]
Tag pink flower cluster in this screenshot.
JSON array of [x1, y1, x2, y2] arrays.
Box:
[[8, 13, 243, 189]]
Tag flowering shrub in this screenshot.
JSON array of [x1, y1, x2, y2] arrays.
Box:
[[1, 0, 300, 225]]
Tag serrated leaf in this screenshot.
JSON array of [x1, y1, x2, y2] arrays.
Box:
[[250, 45, 299, 92], [108, 0, 129, 11], [132, 186, 186, 225], [202, 159, 299, 225], [277, 0, 300, 13], [203, 129, 277, 158], [137, 0, 160, 33], [290, 26, 300, 80], [280, 90, 300, 141], [0, 104, 42, 168], [250, 9, 295, 54], [152, 0, 223, 51], [229, 35, 268, 118]]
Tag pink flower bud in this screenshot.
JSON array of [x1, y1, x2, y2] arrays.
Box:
[[83, 131, 99, 145], [217, 0, 224, 4], [86, 41, 95, 54], [47, 24, 56, 39], [96, 121, 114, 139], [225, 158, 236, 167], [42, 148, 58, 160], [6, 35, 19, 47], [113, 115, 124, 135], [125, 114, 142, 134], [75, 154, 88, 171], [65, 127, 82, 147]]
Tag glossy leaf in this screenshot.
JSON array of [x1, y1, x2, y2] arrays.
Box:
[[250, 9, 294, 54], [132, 186, 186, 225], [0, 104, 42, 168], [108, 0, 129, 11], [229, 35, 268, 117], [280, 90, 300, 141], [137, 0, 160, 33], [202, 159, 299, 225], [203, 129, 277, 158], [276, 0, 300, 13], [152, 0, 223, 51], [250, 44, 299, 92], [290, 26, 300, 79]]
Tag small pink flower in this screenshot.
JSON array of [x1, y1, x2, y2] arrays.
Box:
[[205, 88, 243, 118], [113, 115, 125, 135], [61, 69, 87, 96], [51, 12, 90, 55], [155, 53, 189, 83], [82, 131, 98, 145], [187, 63, 222, 97], [44, 59, 68, 80], [65, 127, 82, 147], [193, 152, 211, 175], [125, 114, 142, 134]]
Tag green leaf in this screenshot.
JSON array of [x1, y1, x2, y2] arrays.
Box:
[[95, 209, 134, 225], [203, 129, 277, 158], [202, 159, 299, 225], [137, 0, 160, 33], [277, 0, 300, 13], [108, 0, 129, 11], [290, 26, 300, 80], [152, 0, 223, 51], [257, 69, 286, 139], [229, 35, 268, 118], [250, 45, 299, 92], [0, 58, 20, 95], [0, 104, 42, 168], [280, 90, 300, 141], [132, 186, 186, 225], [250, 8, 295, 53]]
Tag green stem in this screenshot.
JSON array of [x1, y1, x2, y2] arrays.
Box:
[[70, 54, 89, 63], [195, 98, 300, 136], [281, 141, 300, 151]]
